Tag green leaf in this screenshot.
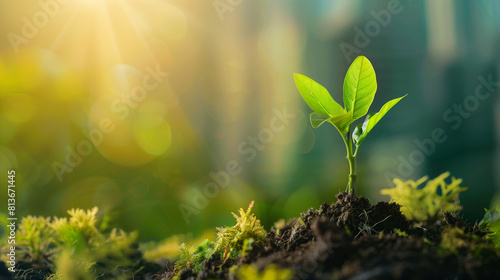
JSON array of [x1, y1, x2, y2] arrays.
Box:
[[328, 110, 353, 135], [352, 123, 364, 145], [294, 73, 344, 116], [343, 56, 377, 121], [310, 112, 330, 128], [353, 95, 407, 146], [479, 206, 500, 230]]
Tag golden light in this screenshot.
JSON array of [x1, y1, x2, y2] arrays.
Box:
[[38, 0, 188, 73], [18, 0, 189, 166]]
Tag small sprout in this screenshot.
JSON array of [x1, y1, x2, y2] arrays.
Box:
[[479, 206, 500, 249], [298, 218, 306, 226], [294, 56, 406, 194], [380, 172, 467, 224]]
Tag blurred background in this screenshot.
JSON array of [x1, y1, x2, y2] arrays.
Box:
[[0, 0, 499, 240]]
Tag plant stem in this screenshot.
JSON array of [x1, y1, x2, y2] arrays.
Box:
[[343, 133, 357, 194]]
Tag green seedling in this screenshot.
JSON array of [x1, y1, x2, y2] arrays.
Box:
[[294, 56, 406, 194]]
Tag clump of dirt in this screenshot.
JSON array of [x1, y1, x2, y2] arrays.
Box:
[[443, 211, 487, 236], [271, 192, 410, 252]]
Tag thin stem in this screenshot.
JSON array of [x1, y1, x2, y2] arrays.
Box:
[[342, 132, 357, 194]]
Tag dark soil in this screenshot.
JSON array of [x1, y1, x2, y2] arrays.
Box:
[[2, 192, 499, 280], [165, 192, 500, 280]]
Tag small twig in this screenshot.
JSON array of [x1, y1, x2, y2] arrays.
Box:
[[222, 244, 230, 263], [372, 215, 392, 228]]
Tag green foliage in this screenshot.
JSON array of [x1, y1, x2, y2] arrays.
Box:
[[53, 208, 140, 275], [100, 228, 140, 268], [212, 201, 267, 261], [49, 251, 95, 280], [175, 243, 193, 271], [294, 56, 406, 193], [235, 264, 294, 280], [50, 207, 100, 253], [380, 172, 467, 223], [479, 206, 500, 249], [293, 73, 345, 117], [171, 202, 266, 277], [240, 238, 254, 258], [479, 206, 500, 229], [1, 207, 140, 279], [439, 227, 496, 257], [174, 239, 214, 273], [353, 95, 407, 146], [342, 56, 377, 121], [16, 216, 55, 263], [141, 233, 193, 262]]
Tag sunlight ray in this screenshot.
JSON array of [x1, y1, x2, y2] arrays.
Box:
[[46, 3, 83, 53]]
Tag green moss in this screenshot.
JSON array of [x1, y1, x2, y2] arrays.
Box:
[[439, 227, 499, 259], [49, 251, 95, 280], [440, 227, 470, 254], [172, 201, 267, 277], [380, 172, 467, 223], [174, 239, 214, 273], [212, 201, 267, 261], [50, 207, 101, 253], [1, 207, 140, 279], [141, 233, 189, 262], [16, 216, 55, 263]]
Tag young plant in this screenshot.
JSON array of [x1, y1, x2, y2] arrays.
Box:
[[294, 56, 406, 194]]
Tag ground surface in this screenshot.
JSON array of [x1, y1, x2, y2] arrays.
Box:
[[2, 192, 500, 280], [166, 193, 500, 280]]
